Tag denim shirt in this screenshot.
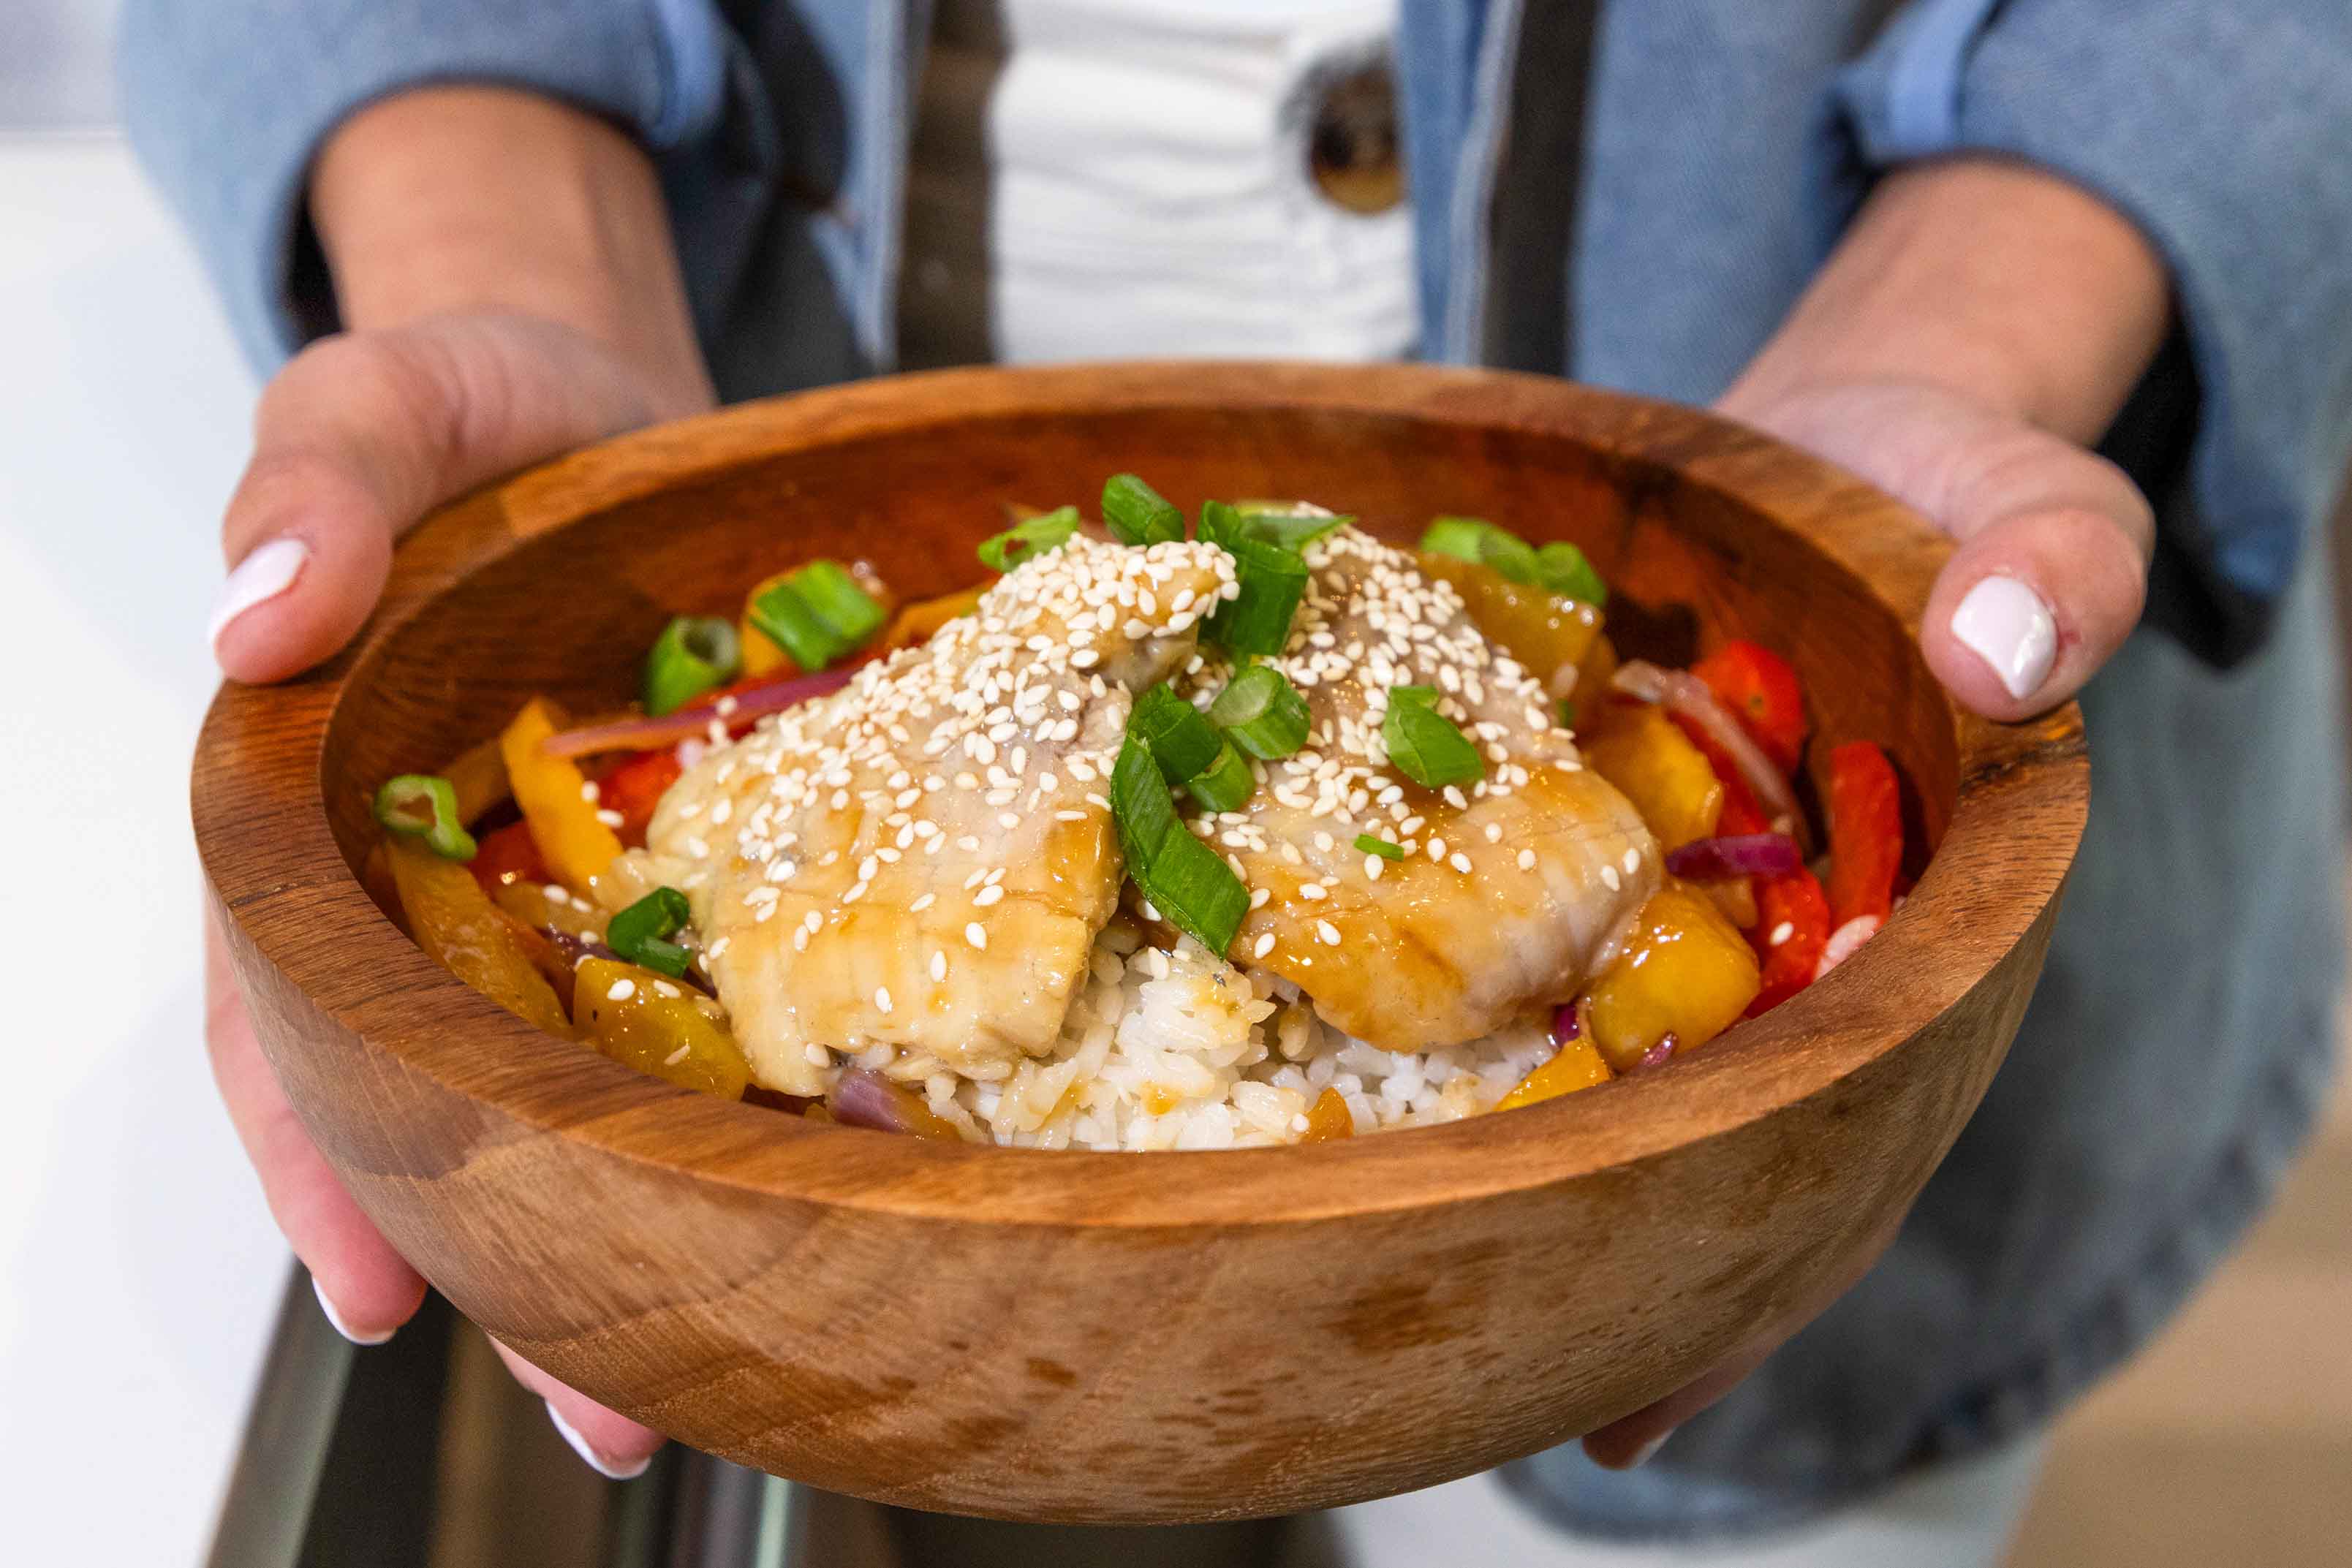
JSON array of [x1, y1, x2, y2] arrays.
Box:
[[122, 0, 2352, 1541]]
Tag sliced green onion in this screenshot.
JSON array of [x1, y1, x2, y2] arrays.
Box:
[[1185, 741, 1255, 813], [1422, 517, 1608, 605], [1230, 500, 1353, 553], [1421, 514, 1543, 585], [1559, 697, 1578, 728], [375, 774, 477, 860], [1535, 540, 1608, 606], [1355, 833, 1405, 861], [978, 504, 1081, 572], [1196, 499, 1243, 549], [1208, 664, 1310, 760], [1202, 535, 1309, 657], [747, 560, 886, 671], [1101, 474, 1184, 547], [1383, 686, 1486, 789], [608, 886, 694, 979], [642, 615, 741, 716], [1419, 515, 1494, 561], [1130, 684, 1223, 784], [1111, 738, 1249, 957]]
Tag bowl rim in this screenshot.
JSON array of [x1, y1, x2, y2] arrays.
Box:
[[194, 361, 2087, 1230]]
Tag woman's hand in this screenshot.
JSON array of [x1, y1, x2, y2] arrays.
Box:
[[1584, 156, 2169, 1468], [206, 86, 712, 1478]]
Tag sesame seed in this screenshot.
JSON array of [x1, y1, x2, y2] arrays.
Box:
[[653, 980, 681, 999], [805, 1043, 830, 1067], [910, 893, 937, 912], [1770, 921, 1796, 947], [967, 923, 988, 950], [1601, 866, 1622, 891], [606, 979, 635, 1001], [595, 808, 624, 828], [1254, 932, 1277, 958], [1316, 920, 1342, 946], [1249, 887, 1271, 909], [1483, 822, 1502, 843], [930, 950, 948, 982], [1622, 847, 1641, 875], [974, 885, 1005, 907], [1299, 883, 1327, 901], [1365, 855, 1383, 879], [665, 1044, 691, 1066], [579, 780, 600, 803], [1517, 849, 1536, 871], [874, 987, 893, 1014]]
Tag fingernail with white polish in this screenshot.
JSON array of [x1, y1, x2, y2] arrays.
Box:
[[547, 1401, 653, 1481], [1951, 575, 2057, 700], [1626, 1431, 1674, 1468], [312, 1276, 396, 1347], [208, 537, 309, 649]]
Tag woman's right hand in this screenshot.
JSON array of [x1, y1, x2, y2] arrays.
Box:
[[205, 86, 716, 1477]]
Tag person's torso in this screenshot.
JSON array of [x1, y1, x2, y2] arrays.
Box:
[[899, 0, 1418, 368]]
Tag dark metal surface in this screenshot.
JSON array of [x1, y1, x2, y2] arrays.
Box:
[[201, 1268, 841, 1568]]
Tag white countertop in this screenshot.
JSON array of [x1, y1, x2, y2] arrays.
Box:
[[0, 134, 292, 1564]]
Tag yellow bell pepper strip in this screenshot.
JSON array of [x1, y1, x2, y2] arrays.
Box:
[[1583, 883, 1761, 1072], [1496, 1034, 1613, 1110], [441, 733, 511, 825], [573, 956, 750, 1099], [1417, 551, 1604, 689], [879, 585, 986, 654], [1580, 702, 1725, 850], [499, 697, 625, 896], [1297, 1086, 1356, 1143], [384, 836, 573, 1038]]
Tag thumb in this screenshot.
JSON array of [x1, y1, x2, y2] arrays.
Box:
[[1724, 380, 2152, 720], [211, 313, 700, 683]]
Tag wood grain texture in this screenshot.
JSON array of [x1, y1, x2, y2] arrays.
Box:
[[192, 363, 2087, 1523]]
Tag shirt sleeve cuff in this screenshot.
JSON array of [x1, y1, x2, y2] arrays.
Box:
[[118, 0, 731, 371]]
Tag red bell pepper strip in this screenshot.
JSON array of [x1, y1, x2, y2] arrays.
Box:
[[1671, 712, 1771, 836], [1746, 866, 1831, 1016], [1691, 640, 1808, 776], [469, 819, 552, 895], [1823, 741, 1902, 927], [593, 747, 687, 849]]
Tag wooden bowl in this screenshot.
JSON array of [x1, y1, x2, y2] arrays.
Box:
[[194, 364, 2084, 1523]]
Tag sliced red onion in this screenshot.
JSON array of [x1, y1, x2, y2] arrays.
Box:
[[1634, 1035, 1679, 1072], [540, 667, 858, 760], [1610, 662, 1811, 854], [1550, 997, 1586, 1045], [1663, 833, 1802, 882], [1813, 914, 1882, 980], [825, 1067, 918, 1134]]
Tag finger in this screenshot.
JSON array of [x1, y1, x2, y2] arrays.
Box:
[[1581, 1207, 1907, 1469], [205, 909, 426, 1341], [211, 314, 670, 684], [489, 1338, 664, 1480], [1723, 380, 2152, 719]]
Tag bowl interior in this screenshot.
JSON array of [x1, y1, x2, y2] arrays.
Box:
[[320, 400, 1957, 898]]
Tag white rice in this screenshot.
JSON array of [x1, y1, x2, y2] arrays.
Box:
[[857, 914, 1557, 1149]]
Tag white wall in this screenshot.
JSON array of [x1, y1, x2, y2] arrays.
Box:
[[0, 16, 287, 1553]]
